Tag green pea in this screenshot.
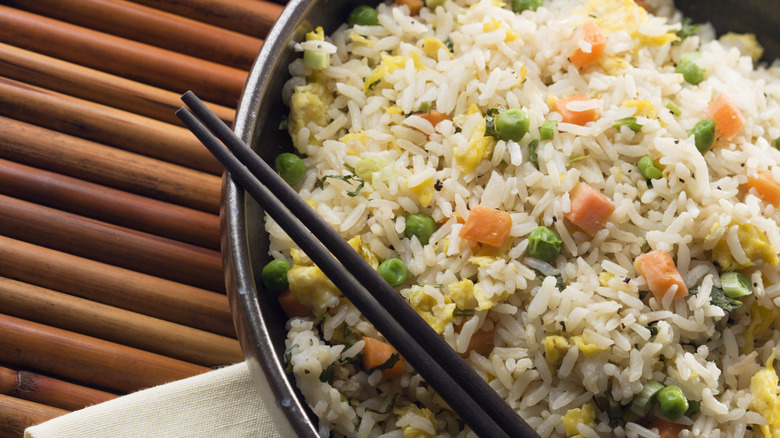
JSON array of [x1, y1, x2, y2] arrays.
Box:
[[347, 5, 379, 26], [614, 117, 642, 133], [527, 226, 562, 263], [511, 0, 542, 13], [689, 119, 716, 153], [775, 137, 780, 150], [261, 259, 292, 293], [377, 258, 408, 286], [675, 60, 704, 85], [656, 385, 689, 421], [274, 153, 306, 185], [405, 213, 437, 245], [495, 108, 530, 142], [637, 155, 662, 180]]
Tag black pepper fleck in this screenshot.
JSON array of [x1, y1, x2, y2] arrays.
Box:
[[434, 179, 443, 191], [552, 216, 558, 222], [623, 277, 630, 283]]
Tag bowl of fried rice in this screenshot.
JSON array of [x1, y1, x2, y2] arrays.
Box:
[[225, 0, 780, 436]]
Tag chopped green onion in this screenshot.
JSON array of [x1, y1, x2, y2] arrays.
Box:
[[415, 101, 432, 114], [567, 154, 588, 164], [425, 0, 445, 8], [630, 380, 664, 416], [528, 139, 539, 169], [666, 102, 681, 117], [303, 50, 330, 70], [540, 120, 557, 140], [673, 18, 700, 45], [453, 308, 475, 317], [606, 392, 623, 421], [775, 137, 780, 150], [721, 272, 752, 298], [614, 117, 642, 133], [319, 363, 335, 384]]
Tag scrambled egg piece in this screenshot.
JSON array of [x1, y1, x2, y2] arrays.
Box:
[[743, 301, 776, 355], [347, 236, 379, 269], [407, 176, 435, 207], [288, 81, 333, 152], [572, 336, 608, 356], [338, 131, 368, 146], [447, 278, 506, 311], [623, 99, 656, 118], [544, 335, 570, 368], [349, 31, 377, 48], [720, 32, 764, 62], [410, 287, 456, 334], [483, 18, 519, 42], [578, 0, 678, 47], [287, 265, 341, 314], [751, 349, 780, 437], [422, 37, 453, 59], [454, 103, 493, 174], [599, 272, 615, 287], [306, 26, 324, 41], [394, 405, 437, 438], [712, 222, 779, 270], [364, 53, 421, 91], [598, 56, 631, 75], [562, 403, 596, 437]]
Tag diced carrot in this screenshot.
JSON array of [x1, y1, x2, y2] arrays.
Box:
[[455, 321, 495, 356], [648, 417, 686, 438], [360, 336, 405, 378], [746, 170, 780, 207], [570, 22, 606, 67], [634, 0, 649, 11], [395, 0, 423, 15], [564, 182, 615, 236], [553, 95, 600, 126], [635, 250, 688, 301], [707, 94, 744, 140], [419, 109, 450, 128], [277, 289, 311, 318], [458, 205, 513, 247]]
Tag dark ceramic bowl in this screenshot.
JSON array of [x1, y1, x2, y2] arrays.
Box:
[[224, 1, 779, 436]]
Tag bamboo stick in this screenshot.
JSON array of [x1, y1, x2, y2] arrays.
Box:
[[0, 277, 243, 366], [0, 194, 225, 292], [0, 77, 222, 175], [5, 0, 263, 70], [0, 43, 234, 126], [0, 394, 69, 438], [0, 314, 210, 393], [0, 116, 222, 214], [0, 6, 247, 107], [0, 237, 236, 337], [0, 159, 220, 250], [0, 365, 117, 411], [127, 0, 284, 39]]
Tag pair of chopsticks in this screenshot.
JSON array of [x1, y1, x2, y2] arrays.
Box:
[[176, 91, 538, 438]]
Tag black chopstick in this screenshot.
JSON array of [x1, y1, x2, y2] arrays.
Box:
[[177, 91, 538, 438]]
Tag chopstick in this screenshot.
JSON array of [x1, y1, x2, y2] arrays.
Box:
[[177, 91, 539, 438]]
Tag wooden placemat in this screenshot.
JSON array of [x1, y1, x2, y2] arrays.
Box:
[[0, 1, 285, 436]]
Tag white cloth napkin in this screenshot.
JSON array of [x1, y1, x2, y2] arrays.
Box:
[[25, 362, 281, 438]]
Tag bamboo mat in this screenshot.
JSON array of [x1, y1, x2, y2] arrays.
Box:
[[0, 1, 286, 436]]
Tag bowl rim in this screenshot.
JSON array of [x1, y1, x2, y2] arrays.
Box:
[[224, 0, 321, 435]]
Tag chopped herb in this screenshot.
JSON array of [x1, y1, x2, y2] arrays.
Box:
[[366, 393, 399, 414], [528, 138, 540, 169], [484, 108, 502, 139], [284, 344, 299, 373], [367, 79, 381, 90], [316, 164, 365, 197], [567, 154, 588, 164], [559, 321, 567, 332], [453, 308, 475, 317], [311, 312, 327, 327], [278, 115, 289, 130], [537, 272, 565, 290], [319, 363, 336, 384], [640, 240, 650, 252], [673, 18, 700, 45], [647, 324, 659, 337], [374, 352, 401, 371], [445, 37, 454, 53], [414, 101, 432, 114], [690, 285, 743, 311], [614, 117, 643, 133]]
